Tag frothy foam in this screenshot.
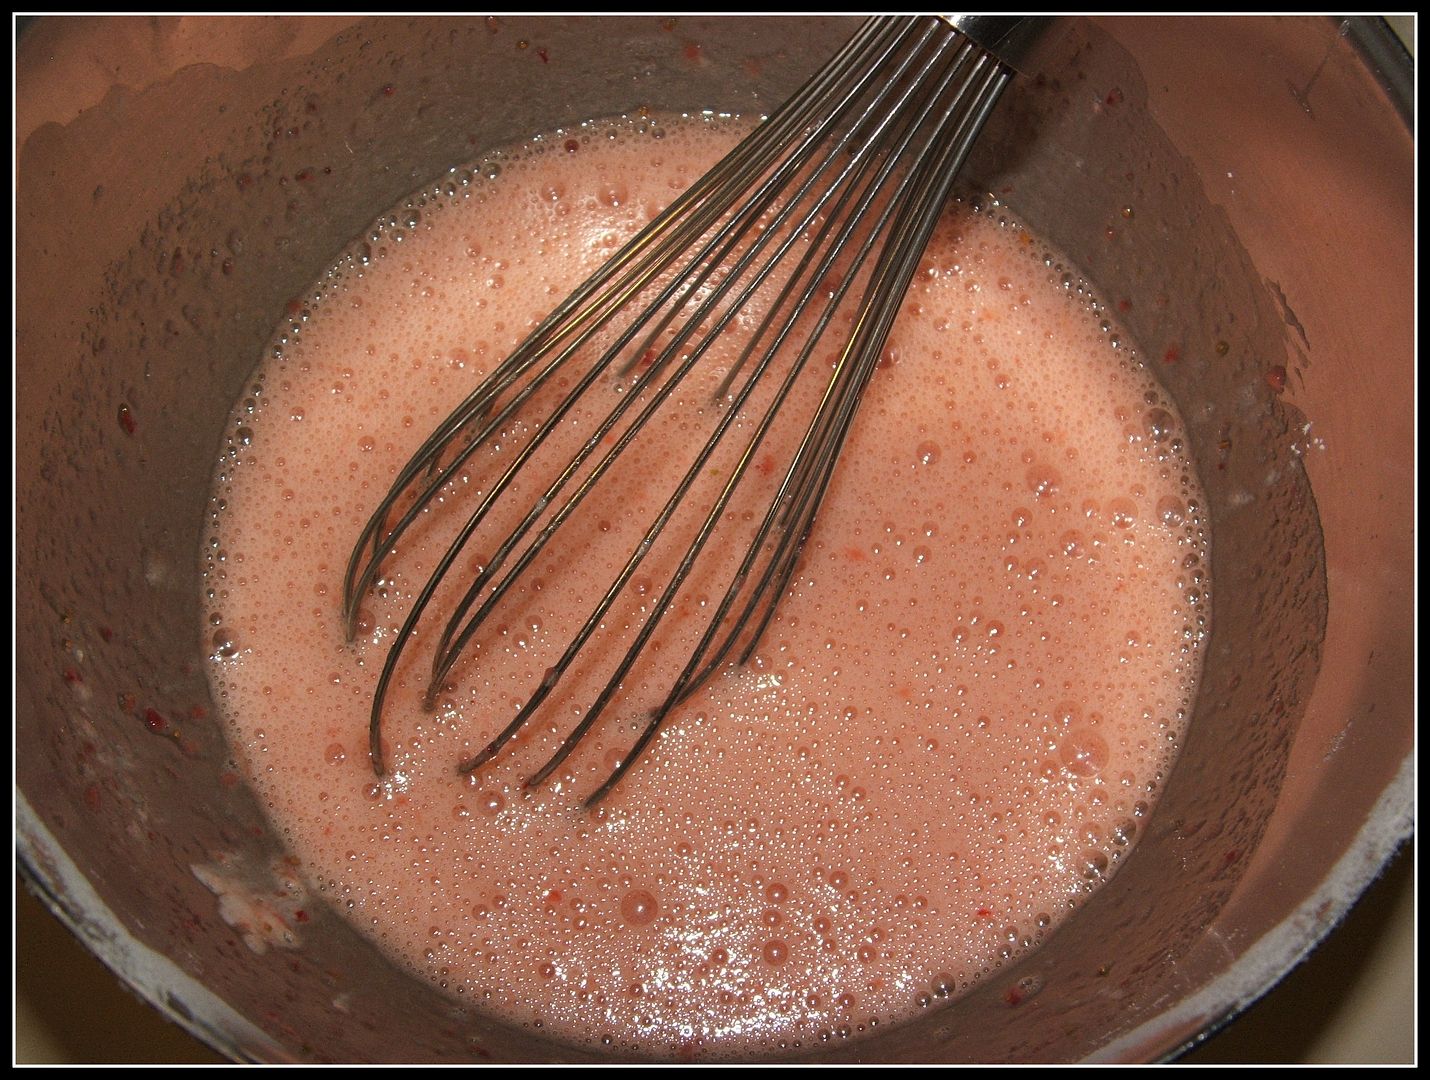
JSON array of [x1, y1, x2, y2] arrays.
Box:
[[203, 114, 1208, 1058]]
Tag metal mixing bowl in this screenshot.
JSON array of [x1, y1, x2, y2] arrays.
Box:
[[17, 15, 1412, 1062]]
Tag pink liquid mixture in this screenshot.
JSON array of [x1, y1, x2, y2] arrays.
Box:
[[204, 115, 1208, 1058]]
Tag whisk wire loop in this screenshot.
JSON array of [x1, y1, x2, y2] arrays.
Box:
[[441, 22, 979, 771], [517, 52, 978, 788], [348, 16, 935, 768], [730, 56, 1012, 674], [437, 29, 972, 772], [347, 15, 1027, 801], [585, 43, 1013, 808], [340, 17, 913, 644]]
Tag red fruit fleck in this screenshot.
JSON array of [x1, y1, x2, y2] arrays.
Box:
[[190, 704, 208, 720], [564, 139, 579, 153], [220, 771, 241, 788], [382, 84, 396, 97], [756, 454, 776, 478], [1117, 298, 1132, 313], [976, 907, 993, 918], [63, 668, 82, 684], [1224, 848, 1241, 865], [1004, 986, 1024, 1006], [294, 909, 311, 923], [1162, 344, 1181, 365], [536, 46, 549, 64], [1105, 86, 1125, 106], [235, 172, 254, 192], [1266, 365, 1287, 393], [144, 708, 167, 733], [295, 167, 315, 183], [84, 785, 102, 811], [117, 403, 137, 435], [683, 42, 702, 62], [844, 546, 866, 562]]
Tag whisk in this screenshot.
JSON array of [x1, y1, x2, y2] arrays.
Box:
[[344, 14, 1049, 806]]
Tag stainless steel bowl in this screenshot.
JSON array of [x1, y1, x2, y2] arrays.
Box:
[[17, 15, 1412, 1063]]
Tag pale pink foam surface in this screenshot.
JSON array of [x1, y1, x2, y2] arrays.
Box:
[[204, 115, 1208, 1058]]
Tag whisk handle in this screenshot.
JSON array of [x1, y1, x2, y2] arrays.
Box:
[[940, 15, 1052, 73]]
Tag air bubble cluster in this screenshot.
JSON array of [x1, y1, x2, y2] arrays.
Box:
[[200, 111, 1207, 1061]]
